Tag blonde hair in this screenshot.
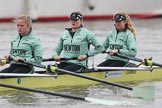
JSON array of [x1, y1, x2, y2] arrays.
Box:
[[14, 15, 32, 32], [114, 11, 136, 36]]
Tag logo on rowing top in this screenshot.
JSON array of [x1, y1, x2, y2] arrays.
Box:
[[105, 71, 122, 78]]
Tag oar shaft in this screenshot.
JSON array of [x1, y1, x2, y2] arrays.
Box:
[[0, 83, 133, 105], [0, 83, 84, 100], [42, 58, 53, 62], [56, 68, 132, 90], [9, 56, 46, 68], [152, 62, 162, 67], [104, 52, 141, 62], [22, 61, 46, 69], [116, 53, 162, 67], [42, 57, 78, 62], [116, 53, 142, 62]]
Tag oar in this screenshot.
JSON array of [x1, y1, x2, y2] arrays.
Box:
[[1, 57, 78, 65], [0, 83, 133, 106], [19, 60, 155, 99], [115, 53, 162, 67], [42, 57, 77, 62], [53, 67, 155, 99], [103, 51, 162, 67]]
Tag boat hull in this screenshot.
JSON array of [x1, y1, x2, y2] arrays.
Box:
[[0, 68, 162, 92]]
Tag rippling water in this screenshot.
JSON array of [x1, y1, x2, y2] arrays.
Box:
[[0, 18, 162, 108]]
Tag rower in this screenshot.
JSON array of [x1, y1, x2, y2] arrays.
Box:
[[97, 11, 137, 67], [51, 12, 104, 72], [0, 15, 42, 74]]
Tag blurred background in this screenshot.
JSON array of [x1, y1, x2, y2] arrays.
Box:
[[0, 0, 162, 108], [0, 0, 162, 22]]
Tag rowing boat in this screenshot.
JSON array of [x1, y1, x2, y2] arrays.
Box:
[[0, 66, 161, 92]]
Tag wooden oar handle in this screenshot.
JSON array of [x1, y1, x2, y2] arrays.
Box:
[[42, 57, 78, 62]]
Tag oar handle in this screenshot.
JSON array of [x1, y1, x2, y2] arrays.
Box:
[[0, 58, 10, 65], [42, 57, 78, 62]]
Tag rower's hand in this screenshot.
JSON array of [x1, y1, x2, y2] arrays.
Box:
[[14, 56, 25, 63], [53, 56, 61, 62], [78, 54, 88, 61], [4, 55, 10, 60], [109, 50, 118, 56]]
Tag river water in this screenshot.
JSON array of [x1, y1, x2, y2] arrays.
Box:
[[0, 18, 162, 108]]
